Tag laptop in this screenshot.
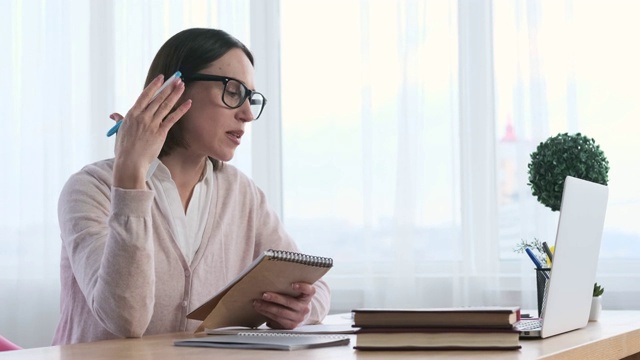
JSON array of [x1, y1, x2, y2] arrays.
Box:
[[517, 176, 609, 338]]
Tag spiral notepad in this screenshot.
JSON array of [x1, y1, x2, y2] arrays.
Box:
[[174, 332, 350, 351], [188, 249, 333, 331]]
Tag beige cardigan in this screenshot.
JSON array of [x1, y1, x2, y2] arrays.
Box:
[[52, 159, 330, 345]]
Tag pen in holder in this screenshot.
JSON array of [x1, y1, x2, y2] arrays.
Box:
[[535, 267, 551, 317]]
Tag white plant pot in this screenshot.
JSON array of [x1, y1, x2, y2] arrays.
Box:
[[589, 296, 602, 321]]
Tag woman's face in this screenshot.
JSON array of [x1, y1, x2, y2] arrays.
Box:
[[180, 48, 256, 161]]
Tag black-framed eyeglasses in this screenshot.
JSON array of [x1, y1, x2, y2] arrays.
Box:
[[181, 74, 267, 120]]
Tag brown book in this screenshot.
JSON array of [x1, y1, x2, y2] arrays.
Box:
[[354, 327, 521, 351], [352, 306, 521, 329], [187, 249, 333, 332]]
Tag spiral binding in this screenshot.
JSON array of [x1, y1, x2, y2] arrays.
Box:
[[265, 249, 333, 268], [237, 332, 346, 339]]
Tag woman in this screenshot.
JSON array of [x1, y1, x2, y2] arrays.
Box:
[[53, 28, 330, 345]]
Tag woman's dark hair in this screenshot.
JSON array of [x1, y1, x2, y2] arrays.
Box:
[[146, 28, 254, 168]]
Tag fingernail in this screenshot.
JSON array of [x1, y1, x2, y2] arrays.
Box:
[[292, 283, 300, 290], [109, 114, 116, 120], [262, 293, 270, 300]]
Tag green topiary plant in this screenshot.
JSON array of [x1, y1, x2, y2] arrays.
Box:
[[528, 133, 609, 211], [526, 133, 610, 301]]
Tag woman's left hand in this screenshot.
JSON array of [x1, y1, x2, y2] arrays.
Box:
[[253, 282, 316, 329]]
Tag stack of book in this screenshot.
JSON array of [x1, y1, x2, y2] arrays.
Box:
[[352, 306, 522, 351]]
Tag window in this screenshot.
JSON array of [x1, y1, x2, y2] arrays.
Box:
[[278, 0, 640, 312]]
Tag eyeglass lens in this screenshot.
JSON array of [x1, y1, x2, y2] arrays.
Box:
[[223, 79, 265, 119]]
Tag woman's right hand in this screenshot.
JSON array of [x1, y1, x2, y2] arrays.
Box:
[[112, 75, 192, 189]]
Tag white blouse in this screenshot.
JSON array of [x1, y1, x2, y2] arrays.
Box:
[[147, 159, 214, 265]]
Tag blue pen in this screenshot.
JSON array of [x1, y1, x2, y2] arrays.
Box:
[[106, 71, 182, 137], [525, 247, 550, 279]]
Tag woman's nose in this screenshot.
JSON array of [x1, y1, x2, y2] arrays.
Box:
[[236, 98, 254, 122]]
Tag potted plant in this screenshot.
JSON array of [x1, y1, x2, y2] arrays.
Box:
[[590, 283, 605, 321]]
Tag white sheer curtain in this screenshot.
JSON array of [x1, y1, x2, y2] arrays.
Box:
[[279, 0, 640, 314], [0, 0, 252, 348], [279, 0, 474, 311]]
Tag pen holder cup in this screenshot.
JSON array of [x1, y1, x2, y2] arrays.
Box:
[[535, 268, 551, 317]]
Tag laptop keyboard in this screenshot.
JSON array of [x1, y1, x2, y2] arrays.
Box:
[[516, 319, 543, 331]]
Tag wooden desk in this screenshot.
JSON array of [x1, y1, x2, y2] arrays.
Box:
[[2, 311, 640, 360]]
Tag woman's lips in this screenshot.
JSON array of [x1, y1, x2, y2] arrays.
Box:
[[226, 130, 243, 146]]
